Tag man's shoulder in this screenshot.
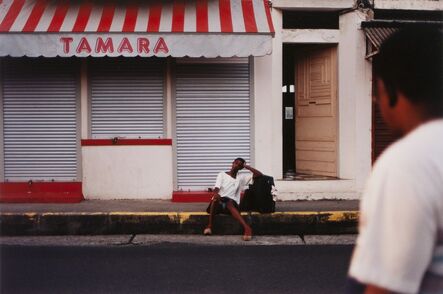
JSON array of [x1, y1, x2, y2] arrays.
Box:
[[215, 171, 227, 181], [367, 121, 443, 205], [373, 141, 414, 175]]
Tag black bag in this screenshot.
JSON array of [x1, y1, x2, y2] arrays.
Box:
[[239, 188, 255, 212], [240, 175, 275, 213]]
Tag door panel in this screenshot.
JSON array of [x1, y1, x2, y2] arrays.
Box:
[[295, 46, 337, 177]]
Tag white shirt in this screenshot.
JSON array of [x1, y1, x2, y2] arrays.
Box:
[[349, 119, 443, 294], [214, 171, 252, 205]]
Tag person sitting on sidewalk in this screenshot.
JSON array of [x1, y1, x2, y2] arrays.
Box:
[[203, 158, 262, 241]]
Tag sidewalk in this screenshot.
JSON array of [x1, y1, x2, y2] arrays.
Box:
[[0, 200, 359, 236]]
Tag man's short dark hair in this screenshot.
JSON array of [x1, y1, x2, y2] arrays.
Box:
[[234, 157, 245, 164], [373, 25, 443, 116]]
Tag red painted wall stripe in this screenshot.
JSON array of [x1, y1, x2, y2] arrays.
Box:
[[0, 182, 83, 203], [122, 3, 138, 32], [22, 0, 47, 32], [172, 191, 212, 203], [147, 2, 162, 32], [97, 3, 115, 32], [1, 182, 82, 193], [171, 0, 185, 32], [0, 0, 25, 32], [241, 0, 258, 33], [263, 0, 274, 33], [219, 0, 233, 33], [72, 2, 93, 32], [81, 139, 172, 146], [47, 0, 69, 32], [196, 0, 208, 32]]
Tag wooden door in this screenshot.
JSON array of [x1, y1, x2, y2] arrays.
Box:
[[295, 46, 337, 177]]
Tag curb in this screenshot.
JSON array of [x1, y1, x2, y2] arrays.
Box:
[[0, 211, 359, 236]]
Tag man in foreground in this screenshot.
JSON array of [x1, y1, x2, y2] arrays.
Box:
[[347, 25, 443, 293], [204, 158, 262, 241]]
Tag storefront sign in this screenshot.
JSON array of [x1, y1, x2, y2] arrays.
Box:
[[0, 0, 274, 58], [0, 33, 272, 57], [59, 36, 169, 55]]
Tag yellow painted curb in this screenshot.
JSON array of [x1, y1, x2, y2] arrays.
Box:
[[1, 211, 359, 217]]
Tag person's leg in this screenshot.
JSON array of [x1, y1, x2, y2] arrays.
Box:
[[226, 200, 252, 240], [204, 199, 220, 235]]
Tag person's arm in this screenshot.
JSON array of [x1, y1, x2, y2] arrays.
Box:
[[345, 278, 393, 294], [364, 285, 392, 294], [211, 187, 220, 201], [243, 164, 262, 178], [212, 173, 223, 201]]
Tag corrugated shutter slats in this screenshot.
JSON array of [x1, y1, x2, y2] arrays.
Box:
[[89, 58, 165, 138], [3, 59, 78, 181], [373, 103, 399, 162], [176, 62, 251, 190]]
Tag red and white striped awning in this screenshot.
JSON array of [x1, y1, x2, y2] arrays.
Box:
[[0, 0, 274, 57]]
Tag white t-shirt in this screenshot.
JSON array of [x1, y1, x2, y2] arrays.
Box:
[[349, 119, 443, 294], [214, 171, 252, 205]]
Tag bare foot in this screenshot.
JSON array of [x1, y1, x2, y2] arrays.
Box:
[[243, 227, 252, 241], [203, 227, 212, 235]]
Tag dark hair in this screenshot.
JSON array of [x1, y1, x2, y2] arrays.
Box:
[[234, 157, 245, 164], [373, 25, 443, 116]]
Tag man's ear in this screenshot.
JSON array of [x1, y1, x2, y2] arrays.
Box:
[[385, 83, 398, 108], [388, 95, 398, 107]]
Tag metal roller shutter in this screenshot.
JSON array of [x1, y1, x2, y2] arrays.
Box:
[[89, 58, 165, 138], [175, 60, 251, 190], [2, 58, 78, 181]]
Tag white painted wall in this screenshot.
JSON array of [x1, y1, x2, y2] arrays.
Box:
[[374, 0, 443, 10], [282, 29, 340, 43], [276, 179, 357, 200], [273, 0, 354, 10], [258, 8, 372, 200], [254, 8, 283, 179], [82, 146, 173, 199], [338, 11, 372, 192]]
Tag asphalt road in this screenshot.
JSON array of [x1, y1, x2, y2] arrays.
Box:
[[1, 242, 354, 294]]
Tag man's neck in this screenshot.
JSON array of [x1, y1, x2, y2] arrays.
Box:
[[395, 97, 440, 136], [399, 110, 439, 136]]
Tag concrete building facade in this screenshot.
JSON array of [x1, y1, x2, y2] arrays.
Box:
[[0, 0, 441, 202]]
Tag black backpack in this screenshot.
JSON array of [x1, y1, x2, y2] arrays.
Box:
[[240, 175, 275, 213]]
